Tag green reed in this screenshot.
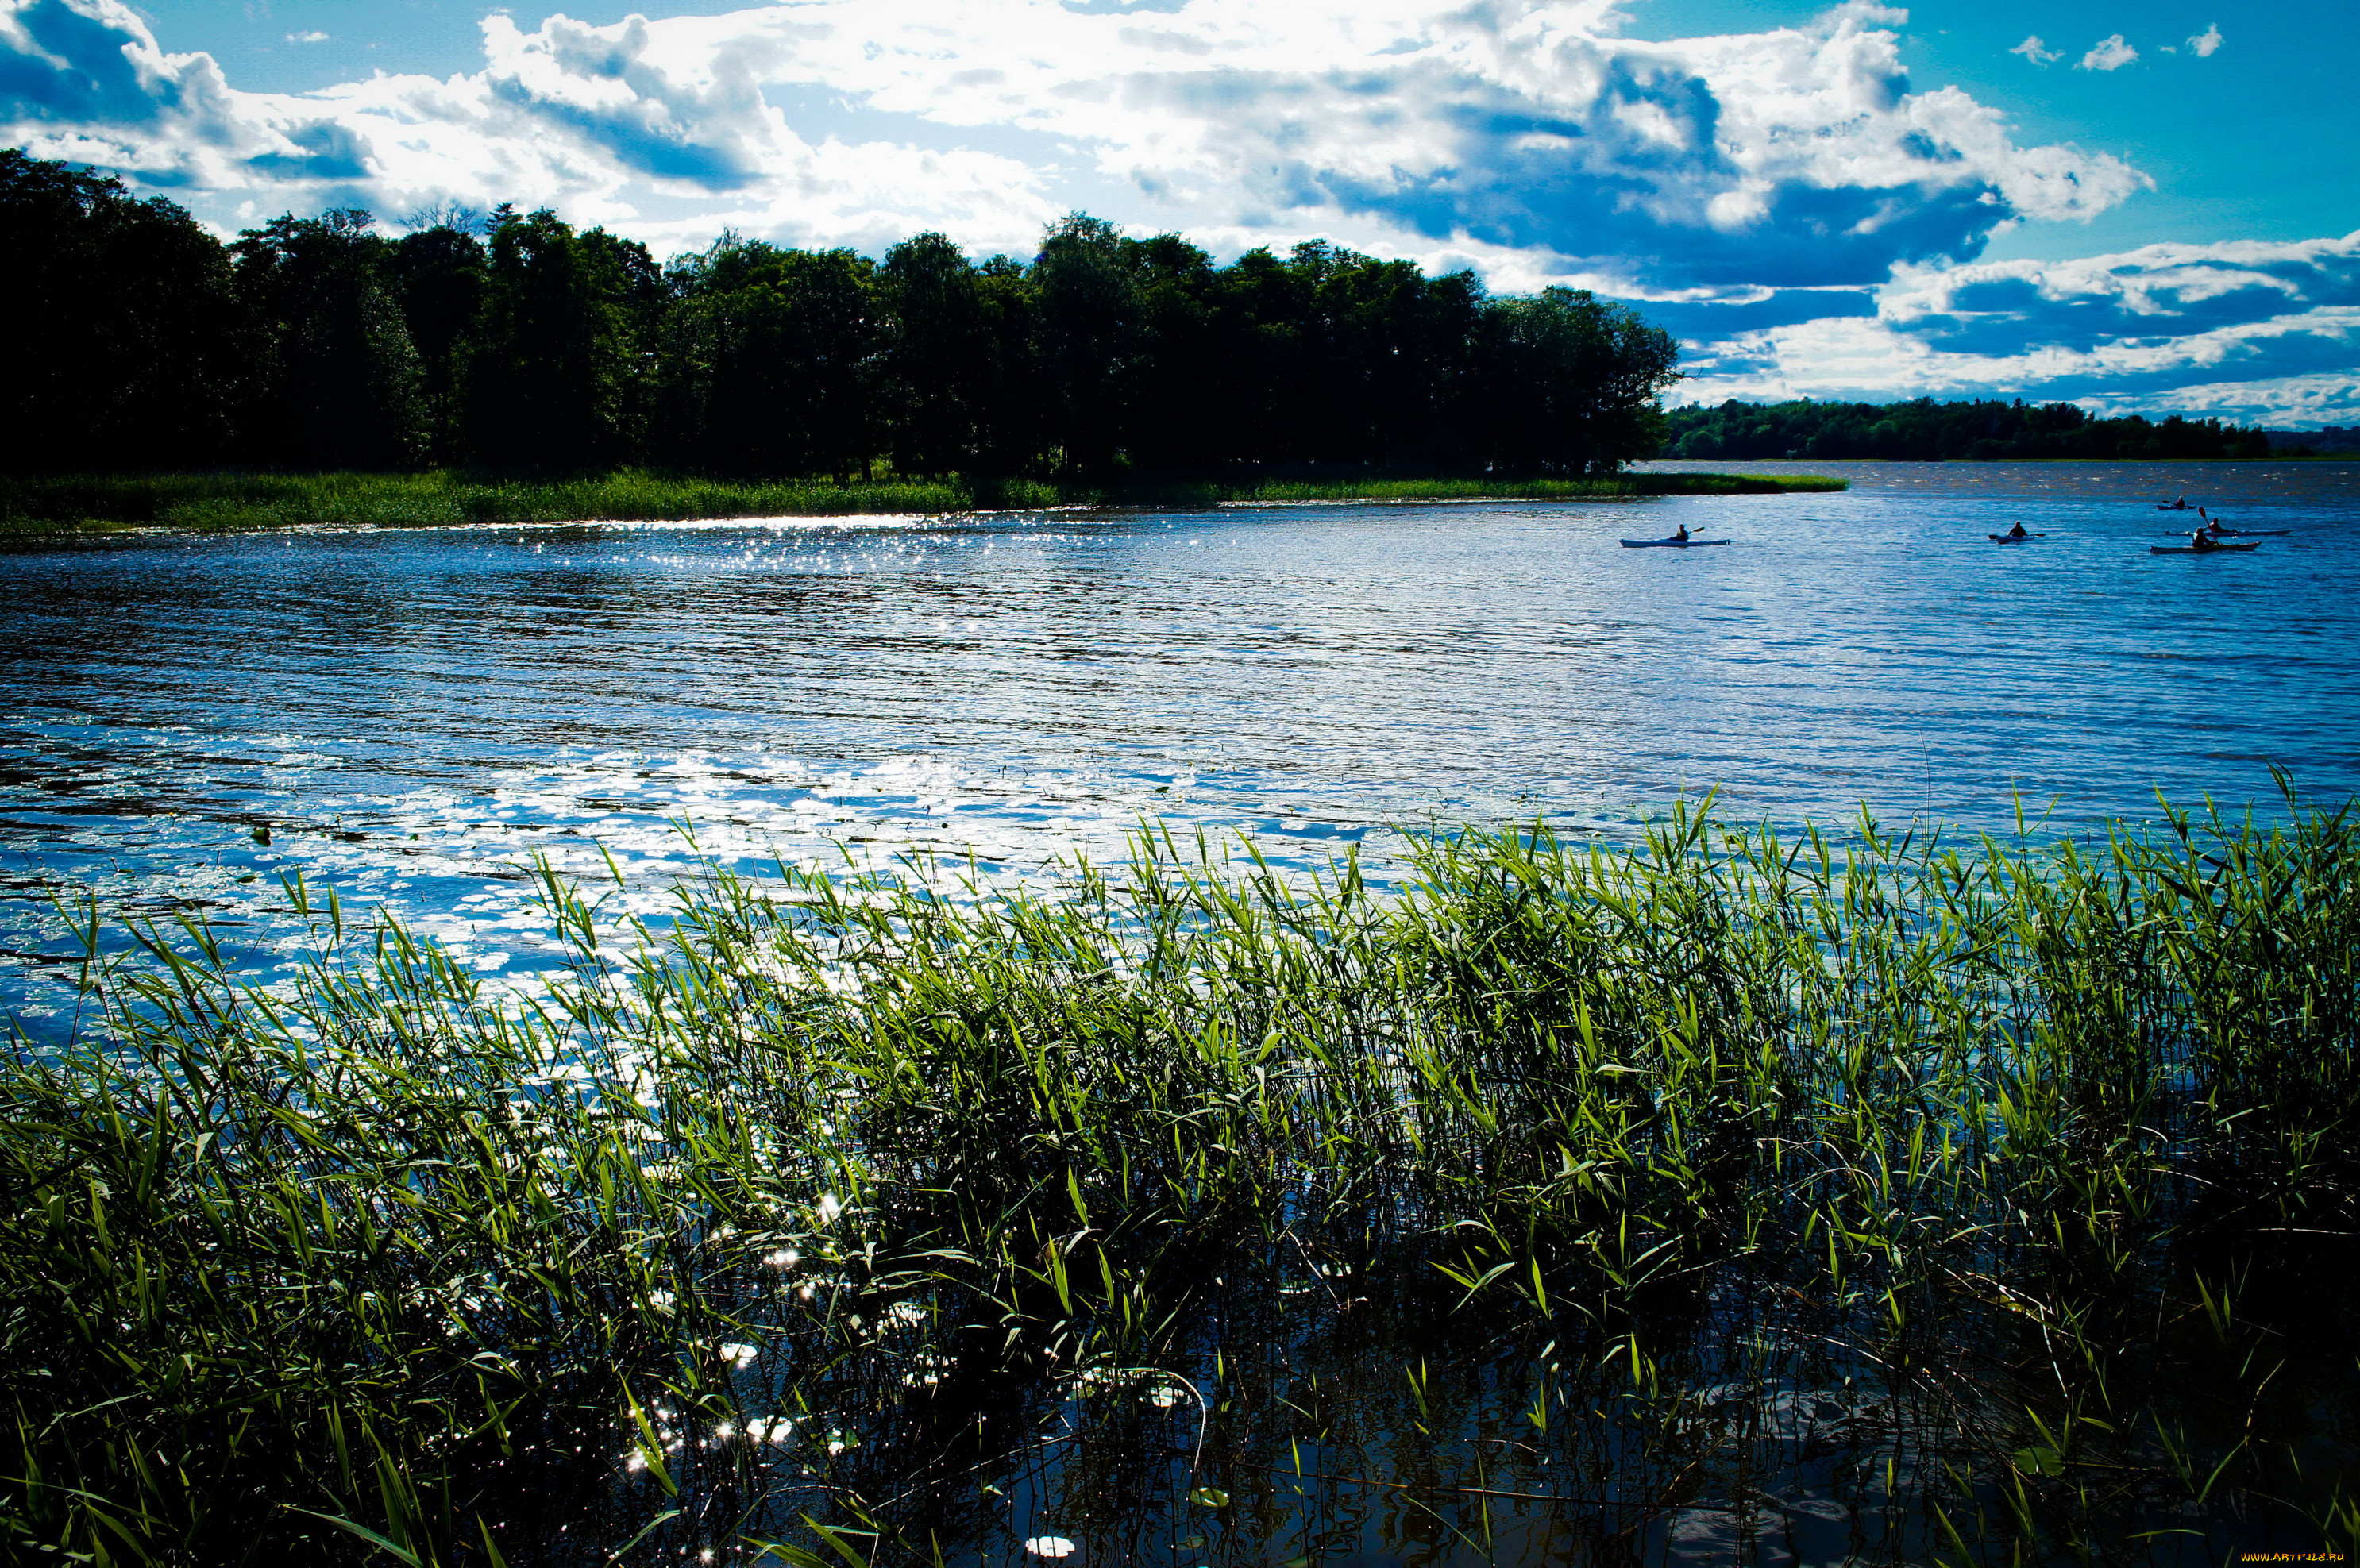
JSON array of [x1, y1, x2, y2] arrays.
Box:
[[2, 796, 2353, 1563], [0, 468, 1840, 536]]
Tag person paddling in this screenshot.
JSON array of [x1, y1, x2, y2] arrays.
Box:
[[1673, 522, 1691, 542], [2006, 521, 2029, 539], [2197, 507, 2228, 536], [2190, 528, 2221, 553]]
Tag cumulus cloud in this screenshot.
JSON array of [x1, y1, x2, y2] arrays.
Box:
[[1673, 232, 2360, 422], [20, 0, 2317, 417], [2186, 25, 2223, 58], [2076, 34, 2138, 72], [287, 31, 328, 45], [0, 0, 2149, 288]]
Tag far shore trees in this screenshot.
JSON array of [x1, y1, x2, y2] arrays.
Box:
[[0, 150, 1697, 481], [1663, 395, 2273, 461], [5, 147, 1722, 480], [3, 148, 2288, 483]]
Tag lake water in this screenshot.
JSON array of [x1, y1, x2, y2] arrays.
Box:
[[3, 459, 2356, 1027]]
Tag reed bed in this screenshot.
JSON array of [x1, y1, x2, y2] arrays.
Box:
[[3, 799, 2354, 1565], [0, 471, 1013, 534], [0, 469, 1839, 535]]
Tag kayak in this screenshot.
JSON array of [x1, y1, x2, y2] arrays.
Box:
[[1988, 534, 2042, 543], [2150, 542, 2259, 554], [2155, 503, 2194, 511], [1620, 537, 1729, 548]]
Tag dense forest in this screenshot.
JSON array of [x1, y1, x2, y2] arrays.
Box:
[[1661, 396, 2272, 461], [0, 148, 1679, 480]]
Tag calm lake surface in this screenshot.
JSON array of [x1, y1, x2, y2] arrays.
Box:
[[3, 459, 2357, 1023]]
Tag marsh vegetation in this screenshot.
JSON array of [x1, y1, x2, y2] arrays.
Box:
[[5, 796, 2354, 1565], [0, 468, 1842, 535]]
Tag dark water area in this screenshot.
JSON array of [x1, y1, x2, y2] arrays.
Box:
[[2, 460, 2357, 1024]]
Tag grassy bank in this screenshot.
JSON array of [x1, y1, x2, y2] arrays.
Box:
[[7, 799, 2354, 1564], [0, 467, 1842, 536]]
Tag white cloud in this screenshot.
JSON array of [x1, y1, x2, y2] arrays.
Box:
[[28, 0, 2316, 417], [2076, 34, 2138, 72], [2008, 35, 2060, 66], [0, 0, 2147, 291], [287, 31, 329, 44], [2084, 371, 2356, 425], [1675, 232, 2360, 422], [2186, 24, 2223, 58]]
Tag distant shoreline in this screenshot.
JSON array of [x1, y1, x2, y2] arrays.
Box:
[[1637, 454, 2359, 465], [0, 468, 1845, 537]]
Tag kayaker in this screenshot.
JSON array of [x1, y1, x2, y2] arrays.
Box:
[[2190, 530, 2221, 553], [2006, 522, 2029, 539], [1673, 522, 1691, 542]]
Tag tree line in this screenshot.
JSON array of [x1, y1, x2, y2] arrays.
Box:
[[1662, 396, 2273, 462], [0, 148, 1680, 480]]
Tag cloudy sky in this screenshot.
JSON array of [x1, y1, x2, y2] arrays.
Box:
[[5, 0, 2354, 421]]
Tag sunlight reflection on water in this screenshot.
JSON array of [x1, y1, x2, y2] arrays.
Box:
[[4, 461, 2356, 1028]]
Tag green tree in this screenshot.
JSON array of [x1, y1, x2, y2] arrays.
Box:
[[877, 233, 987, 477], [1471, 288, 1680, 474], [969, 254, 1043, 476], [659, 236, 879, 480], [389, 220, 488, 465], [0, 149, 243, 472], [463, 209, 657, 469], [1032, 214, 1140, 474], [1119, 233, 1222, 472], [1661, 397, 2273, 462], [232, 209, 426, 469]]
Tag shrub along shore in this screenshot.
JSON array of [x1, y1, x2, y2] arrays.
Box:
[[0, 467, 1844, 536], [4, 799, 2354, 1564]]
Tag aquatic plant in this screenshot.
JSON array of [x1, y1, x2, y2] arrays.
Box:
[[3, 796, 2353, 1563], [0, 468, 1841, 536]]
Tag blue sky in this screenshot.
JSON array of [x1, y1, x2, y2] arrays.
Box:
[[6, 0, 2355, 421]]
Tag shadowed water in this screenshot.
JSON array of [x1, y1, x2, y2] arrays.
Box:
[[2, 460, 2356, 1025]]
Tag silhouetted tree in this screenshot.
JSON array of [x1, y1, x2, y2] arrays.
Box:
[[1661, 397, 2273, 461], [970, 255, 1043, 476], [0, 149, 243, 471], [390, 220, 488, 464], [6, 151, 2296, 483], [232, 209, 426, 468], [1286, 241, 1483, 468], [1032, 214, 1139, 474], [1472, 288, 1679, 474], [463, 208, 656, 468], [1120, 233, 1222, 472], [660, 236, 879, 479], [877, 233, 987, 477], [1207, 246, 1310, 464]]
